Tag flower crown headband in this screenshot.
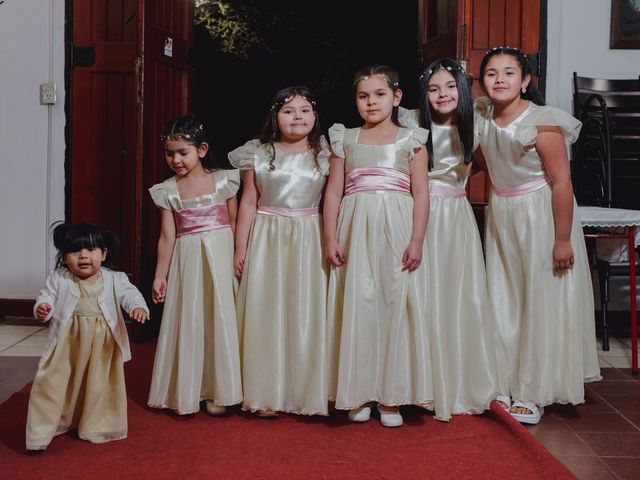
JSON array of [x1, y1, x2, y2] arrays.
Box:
[[358, 73, 400, 88], [485, 46, 528, 58], [160, 123, 204, 142], [270, 95, 317, 112], [420, 64, 464, 80]]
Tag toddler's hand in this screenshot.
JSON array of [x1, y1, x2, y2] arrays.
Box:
[[130, 307, 150, 324], [402, 240, 423, 272], [325, 239, 346, 267], [35, 303, 53, 321], [553, 240, 574, 273], [233, 250, 246, 278], [152, 278, 167, 304]]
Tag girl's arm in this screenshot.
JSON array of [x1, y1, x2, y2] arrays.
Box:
[[323, 155, 346, 266], [114, 271, 150, 323], [152, 208, 176, 303], [33, 270, 61, 321], [227, 195, 238, 235], [536, 126, 575, 272], [234, 170, 258, 277], [403, 147, 430, 271]]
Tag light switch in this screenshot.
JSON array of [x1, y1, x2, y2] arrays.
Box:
[[40, 82, 56, 105]]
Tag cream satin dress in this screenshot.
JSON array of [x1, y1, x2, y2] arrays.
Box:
[[147, 170, 243, 414], [228, 139, 330, 415], [427, 123, 505, 420], [476, 98, 601, 406], [327, 124, 433, 410], [26, 274, 127, 449]]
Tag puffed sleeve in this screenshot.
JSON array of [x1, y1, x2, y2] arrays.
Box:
[[408, 127, 430, 160], [328, 123, 346, 158], [148, 182, 171, 210], [514, 105, 582, 147], [225, 168, 241, 197], [228, 139, 261, 170], [317, 136, 331, 176], [398, 107, 421, 128]]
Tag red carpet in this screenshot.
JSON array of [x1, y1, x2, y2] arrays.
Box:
[[0, 341, 575, 479]]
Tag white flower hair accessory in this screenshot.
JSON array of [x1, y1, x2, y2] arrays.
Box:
[[270, 95, 316, 112]]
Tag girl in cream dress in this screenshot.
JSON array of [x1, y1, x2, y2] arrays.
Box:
[[148, 116, 242, 415], [27, 223, 149, 450], [230, 86, 330, 416], [324, 65, 432, 427], [401, 58, 504, 422], [476, 48, 600, 424]]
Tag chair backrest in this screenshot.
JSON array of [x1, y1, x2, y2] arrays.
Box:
[[573, 74, 640, 94], [572, 72, 640, 117]]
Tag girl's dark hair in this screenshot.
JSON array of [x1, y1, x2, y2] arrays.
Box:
[[259, 86, 323, 171], [161, 115, 215, 170], [418, 58, 474, 167], [52, 222, 119, 270], [479, 47, 545, 106], [353, 65, 402, 126]]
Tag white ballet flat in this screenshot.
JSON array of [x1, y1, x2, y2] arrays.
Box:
[[377, 405, 403, 428], [205, 402, 226, 416], [348, 406, 371, 422]]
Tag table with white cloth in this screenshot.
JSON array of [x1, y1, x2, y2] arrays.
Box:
[[578, 206, 640, 374]]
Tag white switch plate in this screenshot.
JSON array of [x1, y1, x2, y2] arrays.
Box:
[[40, 82, 56, 105]]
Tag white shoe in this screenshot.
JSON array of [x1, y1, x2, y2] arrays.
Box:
[[377, 405, 403, 427], [495, 394, 512, 412], [510, 401, 543, 425], [348, 406, 371, 422], [205, 402, 226, 415]]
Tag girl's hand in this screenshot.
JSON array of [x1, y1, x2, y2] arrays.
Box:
[[152, 278, 167, 304], [553, 239, 574, 272], [35, 303, 53, 321], [233, 250, 246, 278], [325, 239, 346, 267], [402, 240, 423, 272], [130, 308, 150, 324]]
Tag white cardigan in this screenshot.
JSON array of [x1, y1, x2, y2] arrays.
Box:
[[33, 267, 149, 367]]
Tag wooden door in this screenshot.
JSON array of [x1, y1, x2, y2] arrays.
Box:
[[68, 0, 193, 339], [419, 0, 545, 203], [69, 0, 142, 279]]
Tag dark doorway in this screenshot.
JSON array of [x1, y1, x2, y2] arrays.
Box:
[[192, 1, 419, 166]]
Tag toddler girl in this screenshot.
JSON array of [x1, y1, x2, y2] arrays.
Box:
[[26, 222, 149, 450]]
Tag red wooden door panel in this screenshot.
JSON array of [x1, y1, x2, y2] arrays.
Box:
[[70, 0, 141, 278]]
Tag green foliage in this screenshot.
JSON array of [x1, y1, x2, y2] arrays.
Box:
[[194, 0, 276, 59]]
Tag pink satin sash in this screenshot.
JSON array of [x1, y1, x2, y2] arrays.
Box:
[[492, 176, 550, 197], [174, 203, 231, 237], [429, 183, 466, 198], [257, 206, 319, 217], [344, 167, 411, 196]]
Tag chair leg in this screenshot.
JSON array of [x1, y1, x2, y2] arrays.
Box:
[[597, 259, 611, 351]]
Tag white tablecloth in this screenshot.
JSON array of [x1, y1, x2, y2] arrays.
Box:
[[578, 206, 640, 262]]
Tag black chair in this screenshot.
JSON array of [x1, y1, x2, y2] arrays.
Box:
[[572, 73, 640, 351]]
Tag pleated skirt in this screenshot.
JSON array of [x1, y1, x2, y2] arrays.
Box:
[[327, 191, 432, 410], [424, 194, 505, 421], [26, 315, 126, 449], [485, 184, 601, 406], [148, 228, 243, 414], [238, 212, 329, 415]]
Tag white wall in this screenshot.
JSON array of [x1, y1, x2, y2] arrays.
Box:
[[0, 0, 65, 299], [546, 0, 640, 113]]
